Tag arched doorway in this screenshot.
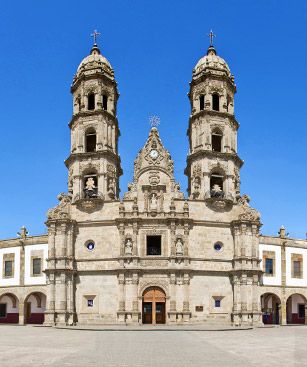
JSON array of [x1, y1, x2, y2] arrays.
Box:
[[142, 287, 166, 325], [261, 293, 281, 324], [24, 292, 46, 324], [0, 293, 19, 323], [286, 294, 307, 324]]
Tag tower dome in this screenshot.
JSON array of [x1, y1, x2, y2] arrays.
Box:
[[193, 45, 232, 80], [73, 43, 114, 84]]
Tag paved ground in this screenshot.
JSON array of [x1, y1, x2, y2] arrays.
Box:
[[0, 325, 306, 367]]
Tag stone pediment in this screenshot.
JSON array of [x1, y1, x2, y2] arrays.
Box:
[[134, 127, 174, 179], [124, 128, 183, 200]]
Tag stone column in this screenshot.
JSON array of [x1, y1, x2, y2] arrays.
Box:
[[169, 273, 177, 323], [18, 301, 25, 325], [131, 273, 139, 323], [182, 273, 190, 323], [232, 275, 241, 326], [44, 273, 56, 325], [132, 223, 138, 256], [170, 222, 176, 256], [55, 273, 67, 325], [67, 273, 75, 325], [66, 224, 74, 258], [117, 274, 126, 324], [19, 244, 25, 287], [281, 241, 287, 325]]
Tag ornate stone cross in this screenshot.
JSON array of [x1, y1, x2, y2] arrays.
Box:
[[91, 29, 101, 45], [208, 30, 216, 46]]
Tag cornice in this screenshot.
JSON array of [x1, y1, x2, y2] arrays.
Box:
[[65, 150, 122, 173], [71, 72, 119, 94], [185, 150, 244, 169], [0, 234, 48, 248], [69, 109, 119, 130], [189, 71, 236, 93], [188, 109, 239, 131]]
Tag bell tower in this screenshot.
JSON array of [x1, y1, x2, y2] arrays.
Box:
[[65, 32, 122, 204], [185, 33, 243, 204]]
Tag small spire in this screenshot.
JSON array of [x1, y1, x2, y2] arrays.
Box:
[[90, 29, 101, 54], [207, 29, 217, 55]]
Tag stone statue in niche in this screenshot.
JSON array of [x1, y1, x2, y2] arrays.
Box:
[[84, 177, 97, 198], [150, 193, 158, 210], [124, 238, 133, 256], [211, 184, 224, 198], [175, 238, 184, 256]]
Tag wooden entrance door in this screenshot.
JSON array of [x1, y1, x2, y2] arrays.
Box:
[[142, 287, 166, 324]]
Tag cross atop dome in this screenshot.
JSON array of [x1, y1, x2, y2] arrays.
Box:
[[91, 29, 101, 45], [90, 29, 101, 55], [208, 30, 216, 47], [207, 29, 217, 55]]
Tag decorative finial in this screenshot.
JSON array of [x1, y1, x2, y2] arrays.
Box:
[[208, 29, 216, 47], [17, 226, 28, 246], [149, 115, 160, 129], [91, 29, 101, 45]]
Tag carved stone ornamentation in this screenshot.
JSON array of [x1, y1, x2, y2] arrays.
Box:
[[149, 171, 160, 186], [123, 182, 137, 200], [47, 193, 72, 220], [237, 194, 260, 222], [106, 164, 116, 199]]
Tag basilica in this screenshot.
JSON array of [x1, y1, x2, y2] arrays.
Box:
[[0, 36, 307, 327]]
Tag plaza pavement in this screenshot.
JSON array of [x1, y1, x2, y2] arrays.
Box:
[[0, 324, 306, 366]]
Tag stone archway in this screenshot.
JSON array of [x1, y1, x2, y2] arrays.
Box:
[[24, 292, 46, 324], [261, 293, 281, 325], [142, 287, 166, 325], [286, 294, 307, 324], [0, 293, 19, 323]]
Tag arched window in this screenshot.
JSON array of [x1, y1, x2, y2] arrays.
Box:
[[199, 95, 205, 111], [212, 93, 220, 111], [85, 129, 96, 152], [211, 129, 222, 152], [88, 93, 95, 110], [210, 171, 224, 198], [102, 95, 108, 111], [83, 173, 98, 198]]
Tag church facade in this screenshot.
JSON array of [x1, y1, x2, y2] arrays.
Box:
[[0, 39, 307, 327]]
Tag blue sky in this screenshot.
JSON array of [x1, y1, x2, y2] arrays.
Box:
[[0, 0, 306, 239]]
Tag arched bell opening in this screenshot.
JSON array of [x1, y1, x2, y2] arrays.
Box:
[[85, 128, 97, 153], [142, 287, 166, 325]]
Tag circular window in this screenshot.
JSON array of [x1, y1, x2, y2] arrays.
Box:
[[214, 242, 223, 252], [86, 241, 95, 251]]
